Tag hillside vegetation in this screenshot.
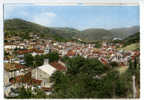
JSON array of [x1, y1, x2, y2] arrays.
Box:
[[75, 29, 113, 41], [4, 18, 140, 42], [4, 19, 79, 41], [117, 32, 140, 51], [122, 43, 140, 51], [110, 26, 139, 39], [123, 32, 140, 46]]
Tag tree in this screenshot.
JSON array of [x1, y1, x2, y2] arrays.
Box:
[[50, 71, 71, 98], [80, 58, 108, 76], [24, 54, 34, 67], [46, 51, 59, 63], [15, 86, 47, 99], [115, 78, 129, 97], [110, 61, 119, 68], [95, 41, 101, 48], [61, 56, 70, 63], [17, 86, 33, 98], [4, 51, 9, 56], [66, 56, 86, 75], [128, 58, 140, 98], [35, 55, 44, 67], [34, 87, 47, 98], [49, 56, 138, 98]]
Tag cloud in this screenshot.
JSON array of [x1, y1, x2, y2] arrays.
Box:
[[32, 12, 56, 26], [4, 5, 17, 19], [4, 5, 56, 26], [4, 5, 29, 19]]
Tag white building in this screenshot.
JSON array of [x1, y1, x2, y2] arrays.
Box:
[[32, 59, 66, 88], [32, 59, 56, 88]]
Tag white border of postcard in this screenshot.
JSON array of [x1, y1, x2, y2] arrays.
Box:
[[0, 0, 144, 100]]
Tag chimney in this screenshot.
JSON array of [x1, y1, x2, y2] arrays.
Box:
[[44, 59, 49, 65]]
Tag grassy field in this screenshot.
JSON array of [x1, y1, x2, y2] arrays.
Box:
[[118, 43, 139, 51], [115, 66, 128, 74]]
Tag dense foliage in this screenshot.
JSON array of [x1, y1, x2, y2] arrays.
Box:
[[123, 32, 140, 47], [24, 54, 34, 67], [6, 86, 47, 99], [4, 19, 139, 42], [49, 56, 136, 98], [75, 29, 113, 42], [4, 19, 78, 41], [94, 41, 102, 48], [24, 51, 59, 67], [46, 51, 59, 63]]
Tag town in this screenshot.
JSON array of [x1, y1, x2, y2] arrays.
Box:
[[4, 33, 140, 97]]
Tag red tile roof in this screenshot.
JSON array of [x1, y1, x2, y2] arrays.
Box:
[[9, 75, 24, 84], [5, 43, 14, 45], [4, 57, 9, 60], [50, 62, 67, 71], [17, 49, 33, 54], [134, 51, 140, 56], [31, 79, 42, 85], [34, 49, 44, 53], [10, 72, 42, 86], [100, 58, 108, 65], [15, 64, 25, 70], [17, 49, 44, 54], [41, 87, 52, 92], [119, 62, 125, 66], [5, 63, 26, 71], [67, 50, 76, 56]]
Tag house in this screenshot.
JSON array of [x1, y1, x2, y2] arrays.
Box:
[[99, 57, 108, 65], [4, 63, 27, 86], [4, 43, 17, 50], [41, 87, 52, 95], [44, 46, 50, 54], [113, 37, 122, 41], [67, 50, 76, 57], [4, 72, 42, 97], [32, 59, 66, 88], [31, 49, 44, 56], [4, 63, 30, 97]]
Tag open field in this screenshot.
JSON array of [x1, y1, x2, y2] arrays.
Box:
[[118, 43, 139, 51], [115, 66, 129, 74]]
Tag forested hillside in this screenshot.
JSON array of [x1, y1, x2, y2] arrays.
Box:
[[4, 18, 139, 42]]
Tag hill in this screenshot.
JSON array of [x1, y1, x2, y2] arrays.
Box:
[[123, 32, 140, 47], [122, 43, 140, 51], [75, 28, 114, 42], [117, 32, 140, 51], [75, 26, 139, 42], [4, 19, 79, 41], [4, 18, 139, 42], [110, 26, 139, 39]]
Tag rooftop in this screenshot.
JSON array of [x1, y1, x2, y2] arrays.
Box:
[[4, 63, 26, 72]]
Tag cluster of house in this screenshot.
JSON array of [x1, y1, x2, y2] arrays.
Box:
[[4, 37, 68, 97], [4, 36, 140, 97], [4, 58, 67, 97], [46, 41, 140, 66]]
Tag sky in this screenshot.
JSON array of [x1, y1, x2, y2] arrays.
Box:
[[4, 4, 139, 30]]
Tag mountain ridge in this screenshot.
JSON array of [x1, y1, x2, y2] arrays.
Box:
[[4, 18, 140, 42]]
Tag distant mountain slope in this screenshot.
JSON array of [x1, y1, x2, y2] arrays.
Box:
[[123, 32, 140, 46], [75, 29, 114, 41], [4, 19, 79, 41], [110, 26, 139, 39], [4, 18, 139, 42], [122, 43, 139, 51], [75, 26, 139, 42], [52, 27, 80, 39]]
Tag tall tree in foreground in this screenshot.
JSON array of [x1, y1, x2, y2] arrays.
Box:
[[46, 51, 59, 63], [24, 54, 34, 67]]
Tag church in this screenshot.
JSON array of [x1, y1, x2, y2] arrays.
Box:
[[31, 59, 66, 88]]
